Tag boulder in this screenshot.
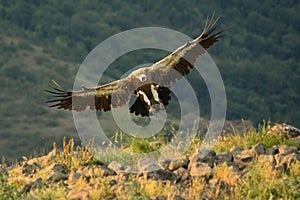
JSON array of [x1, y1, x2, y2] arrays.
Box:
[[235, 152, 254, 170], [215, 152, 233, 164], [257, 155, 276, 167], [68, 171, 82, 184], [22, 162, 41, 176], [173, 167, 189, 180], [155, 197, 166, 200], [208, 178, 228, 191], [189, 162, 213, 178], [168, 156, 188, 171], [189, 148, 216, 167], [229, 145, 243, 157], [251, 143, 266, 155], [47, 163, 68, 174], [107, 161, 127, 173], [275, 153, 300, 167], [266, 123, 300, 138], [144, 169, 177, 181], [47, 172, 68, 182], [266, 146, 279, 155], [21, 178, 43, 193], [158, 157, 173, 169], [291, 136, 300, 143], [99, 165, 117, 176], [278, 145, 298, 156], [285, 124, 300, 138], [173, 195, 185, 200], [79, 165, 116, 178], [138, 157, 161, 172]]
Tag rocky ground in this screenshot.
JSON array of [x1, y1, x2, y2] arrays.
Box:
[[1, 123, 300, 199]]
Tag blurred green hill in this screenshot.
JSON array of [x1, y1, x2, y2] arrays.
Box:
[[0, 0, 299, 162]]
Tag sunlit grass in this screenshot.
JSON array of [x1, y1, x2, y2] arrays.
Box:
[[1, 121, 300, 199], [234, 161, 300, 199]]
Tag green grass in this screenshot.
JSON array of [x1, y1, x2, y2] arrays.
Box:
[[0, 173, 20, 200], [1, 122, 300, 199], [213, 122, 300, 153], [235, 162, 300, 199]]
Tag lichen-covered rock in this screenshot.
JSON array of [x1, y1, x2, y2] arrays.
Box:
[[22, 162, 41, 176], [35, 163, 68, 183], [98, 165, 117, 176], [107, 161, 127, 173], [158, 157, 173, 170], [235, 153, 254, 170], [47, 172, 68, 182], [155, 196, 166, 200], [173, 167, 189, 180], [266, 146, 280, 155], [274, 164, 286, 172], [257, 154, 276, 167], [68, 171, 82, 184], [189, 162, 213, 178], [189, 148, 216, 167], [230, 145, 243, 157], [21, 178, 43, 193], [78, 165, 116, 178], [237, 151, 255, 162], [251, 143, 266, 155], [208, 178, 229, 191], [278, 145, 298, 156], [47, 163, 68, 174], [266, 123, 300, 138], [173, 195, 185, 200], [144, 169, 177, 181], [285, 124, 300, 137], [168, 156, 189, 171], [215, 152, 233, 164], [275, 152, 300, 167], [138, 157, 161, 172], [291, 136, 300, 143]]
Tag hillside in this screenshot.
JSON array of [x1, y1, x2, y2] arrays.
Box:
[[0, 0, 299, 162]]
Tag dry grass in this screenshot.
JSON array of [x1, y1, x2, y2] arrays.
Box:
[[213, 163, 240, 186], [1, 122, 300, 199]]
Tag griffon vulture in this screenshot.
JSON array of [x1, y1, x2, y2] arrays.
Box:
[[46, 15, 223, 117]]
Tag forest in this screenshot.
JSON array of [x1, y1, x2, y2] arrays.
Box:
[[0, 0, 299, 161]]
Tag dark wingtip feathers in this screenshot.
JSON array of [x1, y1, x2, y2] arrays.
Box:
[[45, 80, 72, 110], [200, 13, 223, 40]]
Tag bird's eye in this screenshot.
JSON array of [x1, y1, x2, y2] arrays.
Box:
[[139, 74, 147, 82]]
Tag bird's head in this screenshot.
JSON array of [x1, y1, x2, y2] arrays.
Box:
[[129, 67, 148, 83], [138, 74, 147, 82]]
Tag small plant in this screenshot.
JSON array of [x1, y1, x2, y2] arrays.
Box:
[[213, 121, 297, 153], [50, 137, 94, 170], [129, 137, 156, 153], [0, 171, 22, 199], [235, 161, 300, 199]]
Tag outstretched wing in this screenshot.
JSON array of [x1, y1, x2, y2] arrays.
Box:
[[146, 14, 223, 86], [45, 78, 134, 112]]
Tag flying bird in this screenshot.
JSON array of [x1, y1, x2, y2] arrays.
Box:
[[46, 15, 223, 117]]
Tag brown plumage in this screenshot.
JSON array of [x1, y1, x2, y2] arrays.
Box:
[[46, 15, 223, 116]]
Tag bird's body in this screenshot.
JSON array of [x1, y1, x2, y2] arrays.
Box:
[[46, 15, 223, 116]]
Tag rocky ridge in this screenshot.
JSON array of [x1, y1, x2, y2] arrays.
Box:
[[1, 123, 300, 199]]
